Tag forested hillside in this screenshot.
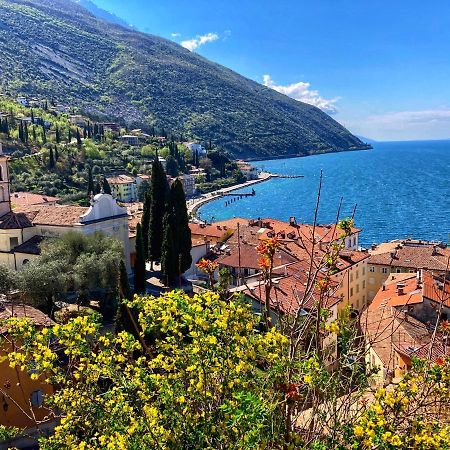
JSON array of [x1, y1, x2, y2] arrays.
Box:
[[0, 0, 369, 158]]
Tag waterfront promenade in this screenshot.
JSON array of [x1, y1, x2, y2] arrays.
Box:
[[187, 171, 273, 220]]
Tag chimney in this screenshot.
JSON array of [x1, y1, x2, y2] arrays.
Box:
[[382, 283, 386, 291], [416, 269, 423, 288], [396, 283, 406, 295], [289, 216, 296, 226]]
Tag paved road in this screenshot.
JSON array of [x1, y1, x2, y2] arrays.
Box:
[[187, 172, 273, 220]]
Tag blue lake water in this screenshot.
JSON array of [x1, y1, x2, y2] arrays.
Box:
[[198, 140, 450, 246]]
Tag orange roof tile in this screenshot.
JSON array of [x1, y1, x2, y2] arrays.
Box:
[[0, 303, 54, 333], [10, 191, 60, 207]]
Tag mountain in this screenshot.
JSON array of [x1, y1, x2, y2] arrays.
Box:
[[356, 135, 377, 144], [75, 0, 132, 29], [0, 0, 369, 158]]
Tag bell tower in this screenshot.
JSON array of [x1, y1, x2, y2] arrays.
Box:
[[0, 143, 11, 218]]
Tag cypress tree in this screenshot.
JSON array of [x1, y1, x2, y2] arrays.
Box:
[[31, 109, 35, 124], [23, 122, 28, 143], [134, 223, 146, 294], [76, 128, 82, 148], [169, 179, 192, 273], [32, 125, 36, 141], [83, 126, 87, 139], [166, 155, 179, 177], [87, 166, 94, 197], [68, 128, 72, 143], [49, 146, 55, 169], [55, 146, 59, 161], [87, 121, 92, 138], [55, 126, 60, 144], [119, 259, 131, 301], [95, 180, 101, 195], [18, 122, 24, 142], [102, 177, 112, 195], [115, 260, 139, 337], [148, 158, 168, 267], [41, 126, 47, 144], [160, 211, 177, 286], [141, 191, 151, 260]]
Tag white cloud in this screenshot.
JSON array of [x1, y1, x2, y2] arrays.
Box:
[[262, 75, 339, 114], [171, 32, 181, 38], [181, 32, 219, 51], [344, 109, 450, 141]]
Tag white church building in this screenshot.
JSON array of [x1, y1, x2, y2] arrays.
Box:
[[0, 144, 131, 272]]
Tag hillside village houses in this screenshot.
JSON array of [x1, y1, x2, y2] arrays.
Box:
[[183, 142, 207, 156], [361, 270, 450, 386], [0, 144, 132, 272], [367, 239, 450, 301], [236, 160, 258, 180], [108, 171, 196, 203]]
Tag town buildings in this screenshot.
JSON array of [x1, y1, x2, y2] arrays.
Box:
[[361, 271, 450, 385], [367, 239, 450, 301], [107, 174, 138, 203], [193, 217, 369, 313], [236, 161, 258, 180]]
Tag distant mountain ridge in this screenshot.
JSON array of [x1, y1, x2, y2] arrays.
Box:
[[75, 0, 133, 29], [0, 0, 370, 158]]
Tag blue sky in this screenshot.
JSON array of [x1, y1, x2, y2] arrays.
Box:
[[91, 0, 450, 141]]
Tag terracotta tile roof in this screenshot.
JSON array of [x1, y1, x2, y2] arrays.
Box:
[[368, 241, 450, 271], [10, 191, 60, 207], [106, 175, 136, 185], [213, 218, 361, 249], [189, 223, 234, 240], [361, 272, 450, 369], [422, 271, 450, 307], [0, 302, 54, 333], [217, 242, 297, 271], [0, 211, 34, 229], [13, 235, 45, 255], [16, 205, 88, 226], [238, 274, 339, 315]]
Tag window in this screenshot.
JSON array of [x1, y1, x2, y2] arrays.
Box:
[[362, 280, 366, 289], [30, 390, 44, 407], [350, 273, 353, 282], [0, 165, 3, 181], [362, 267, 366, 276], [356, 270, 359, 279], [369, 266, 375, 273], [9, 237, 19, 249], [382, 267, 389, 274], [396, 268, 401, 273], [350, 287, 354, 297], [356, 284, 360, 293]]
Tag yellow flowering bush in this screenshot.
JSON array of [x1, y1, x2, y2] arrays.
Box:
[[2, 291, 290, 449], [351, 357, 450, 449]]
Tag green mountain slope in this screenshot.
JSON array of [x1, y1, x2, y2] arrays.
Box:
[[0, 0, 368, 158]]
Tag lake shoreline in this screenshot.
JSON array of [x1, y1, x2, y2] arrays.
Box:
[[188, 172, 275, 221], [240, 145, 372, 162]]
